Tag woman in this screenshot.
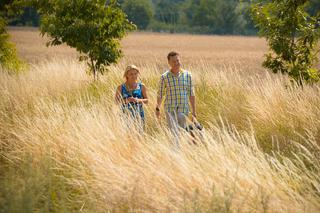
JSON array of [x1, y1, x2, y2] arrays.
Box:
[[115, 65, 148, 128]]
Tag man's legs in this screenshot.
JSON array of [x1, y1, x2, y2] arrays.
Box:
[[166, 111, 187, 130], [166, 111, 187, 148], [177, 112, 187, 129]]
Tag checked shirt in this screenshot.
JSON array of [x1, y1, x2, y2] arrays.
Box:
[[157, 69, 195, 114]]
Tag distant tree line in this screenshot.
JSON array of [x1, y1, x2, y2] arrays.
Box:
[[6, 0, 320, 35]]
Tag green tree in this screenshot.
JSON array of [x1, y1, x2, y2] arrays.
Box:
[[8, 7, 39, 26], [154, 0, 180, 30], [148, 0, 186, 33], [25, 0, 135, 80], [121, 0, 153, 30], [189, 0, 218, 31], [251, 0, 320, 84], [185, 0, 245, 34], [307, 0, 320, 16], [238, 1, 258, 35], [0, 1, 24, 73]]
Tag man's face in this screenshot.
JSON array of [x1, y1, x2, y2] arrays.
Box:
[[168, 55, 181, 70]]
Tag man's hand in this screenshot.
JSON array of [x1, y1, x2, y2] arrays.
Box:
[[189, 95, 196, 122], [156, 97, 163, 120], [155, 107, 160, 119], [192, 112, 197, 122]]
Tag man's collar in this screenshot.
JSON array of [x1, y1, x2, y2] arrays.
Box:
[[169, 68, 184, 76]]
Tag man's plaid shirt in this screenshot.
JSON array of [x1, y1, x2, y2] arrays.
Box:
[[157, 69, 195, 114]]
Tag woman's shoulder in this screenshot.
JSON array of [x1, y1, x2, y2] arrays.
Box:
[[117, 84, 125, 90], [139, 82, 147, 88]]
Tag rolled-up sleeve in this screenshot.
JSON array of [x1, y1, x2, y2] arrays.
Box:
[[157, 75, 166, 98]]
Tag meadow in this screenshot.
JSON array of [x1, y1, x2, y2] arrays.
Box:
[[0, 27, 319, 212]]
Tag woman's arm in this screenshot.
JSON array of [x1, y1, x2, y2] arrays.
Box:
[[138, 84, 148, 104], [117, 84, 148, 104], [115, 85, 123, 104]]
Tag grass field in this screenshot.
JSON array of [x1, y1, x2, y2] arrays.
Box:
[[0, 27, 319, 212]]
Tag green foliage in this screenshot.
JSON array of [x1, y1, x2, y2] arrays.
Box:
[[307, 0, 320, 16], [121, 0, 153, 30], [5, 0, 320, 36], [8, 7, 39, 26], [251, 0, 320, 84], [187, 0, 245, 34], [26, 0, 136, 80], [154, 0, 180, 25], [0, 0, 15, 13], [148, 0, 252, 35], [0, 17, 24, 73]]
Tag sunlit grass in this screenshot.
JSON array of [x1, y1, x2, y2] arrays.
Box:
[[1, 56, 319, 212]]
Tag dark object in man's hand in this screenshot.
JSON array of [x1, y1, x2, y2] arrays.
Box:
[[186, 122, 203, 131]]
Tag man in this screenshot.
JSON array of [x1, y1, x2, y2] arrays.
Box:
[[156, 51, 196, 135]]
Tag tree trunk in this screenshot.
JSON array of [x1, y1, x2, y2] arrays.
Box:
[[90, 57, 96, 81]]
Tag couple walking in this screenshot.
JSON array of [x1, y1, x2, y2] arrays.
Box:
[[115, 51, 197, 135]]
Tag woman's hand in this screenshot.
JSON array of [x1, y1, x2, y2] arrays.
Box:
[[126, 97, 138, 103]]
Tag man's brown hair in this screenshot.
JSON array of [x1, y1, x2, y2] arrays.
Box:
[[167, 51, 179, 61]]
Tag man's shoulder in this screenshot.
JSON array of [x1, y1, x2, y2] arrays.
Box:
[[161, 70, 170, 78], [181, 69, 192, 76], [160, 69, 192, 78]]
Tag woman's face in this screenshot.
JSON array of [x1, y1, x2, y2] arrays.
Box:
[[126, 69, 139, 82]]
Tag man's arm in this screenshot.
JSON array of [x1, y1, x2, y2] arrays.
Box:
[[156, 75, 165, 119], [188, 72, 196, 119], [189, 96, 196, 118], [156, 97, 162, 119], [156, 97, 162, 109]]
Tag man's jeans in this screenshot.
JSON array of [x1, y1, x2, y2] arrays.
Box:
[[166, 111, 187, 147]]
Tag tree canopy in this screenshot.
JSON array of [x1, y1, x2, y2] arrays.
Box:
[[251, 0, 320, 83], [121, 0, 153, 30], [8, 0, 320, 35], [28, 0, 135, 79]]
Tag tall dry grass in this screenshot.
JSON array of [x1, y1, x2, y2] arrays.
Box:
[[0, 29, 319, 212]]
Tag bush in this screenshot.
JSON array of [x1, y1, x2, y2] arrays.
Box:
[[0, 17, 24, 73]]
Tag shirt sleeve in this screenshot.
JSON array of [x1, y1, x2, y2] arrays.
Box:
[[157, 75, 166, 99], [188, 73, 195, 96]]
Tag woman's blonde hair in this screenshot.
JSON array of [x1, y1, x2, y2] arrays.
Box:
[[123, 65, 140, 79]]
